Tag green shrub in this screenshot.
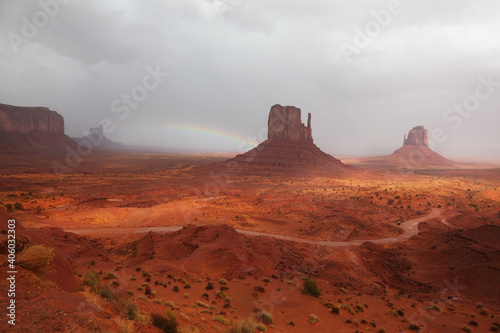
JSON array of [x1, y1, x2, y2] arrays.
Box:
[[84, 271, 100, 289], [17, 244, 55, 274], [227, 320, 256, 333], [461, 324, 473, 332], [152, 311, 177, 333], [409, 323, 420, 331], [255, 323, 266, 332], [256, 311, 273, 325], [303, 277, 321, 297], [308, 314, 319, 324], [112, 297, 138, 320], [213, 315, 229, 325]]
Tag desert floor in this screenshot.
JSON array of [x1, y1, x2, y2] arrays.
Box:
[[1, 151, 499, 332]]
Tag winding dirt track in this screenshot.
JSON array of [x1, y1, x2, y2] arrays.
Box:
[[67, 209, 442, 247]]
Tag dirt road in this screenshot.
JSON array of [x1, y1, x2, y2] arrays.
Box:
[[67, 209, 442, 247]]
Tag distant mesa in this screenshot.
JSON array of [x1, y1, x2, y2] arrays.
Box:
[[73, 125, 127, 152], [0, 102, 76, 154], [229, 104, 350, 174]]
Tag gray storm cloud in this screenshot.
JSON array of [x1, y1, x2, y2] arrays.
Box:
[[1, 0, 499, 158]]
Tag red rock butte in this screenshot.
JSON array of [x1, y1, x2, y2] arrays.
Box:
[[361, 125, 454, 167], [229, 104, 350, 174], [403, 125, 428, 147], [0, 103, 76, 153]]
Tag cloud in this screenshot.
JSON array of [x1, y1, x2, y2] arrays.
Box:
[[0, 0, 499, 157]]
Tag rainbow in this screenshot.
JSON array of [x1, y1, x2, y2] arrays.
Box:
[[166, 123, 260, 150]]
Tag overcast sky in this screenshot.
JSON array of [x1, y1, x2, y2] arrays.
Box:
[[1, 0, 499, 158]]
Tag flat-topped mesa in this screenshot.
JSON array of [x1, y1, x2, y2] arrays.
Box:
[[403, 125, 428, 148], [268, 104, 313, 143], [0, 103, 64, 135]]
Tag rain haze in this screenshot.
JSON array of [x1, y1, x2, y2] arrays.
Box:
[[1, 0, 499, 159]]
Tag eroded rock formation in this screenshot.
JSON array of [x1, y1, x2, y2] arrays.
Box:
[[0, 103, 75, 154], [268, 104, 313, 142], [228, 104, 350, 175], [403, 126, 428, 147], [0, 103, 64, 135]]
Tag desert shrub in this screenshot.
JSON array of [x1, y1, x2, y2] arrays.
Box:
[[177, 326, 200, 333], [5, 204, 13, 212], [303, 277, 321, 297], [461, 324, 473, 333], [84, 271, 100, 289], [112, 297, 138, 320], [97, 285, 114, 300], [378, 329, 387, 333], [256, 311, 273, 325], [356, 303, 365, 313], [112, 316, 135, 333], [152, 311, 177, 333], [255, 323, 266, 331], [228, 320, 256, 333], [17, 244, 54, 274], [409, 323, 420, 331], [145, 285, 152, 295], [206, 282, 214, 290], [14, 202, 24, 210], [103, 272, 117, 280], [212, 315, 229, 325], [308, 314, 319, 324], [331, 305, 340, 314], [254, 286, 265, 293], [219, 278, 228, 285], [426, 303, 441, 313]]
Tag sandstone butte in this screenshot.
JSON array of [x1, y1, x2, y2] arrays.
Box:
[[229, 104, 350, 174], [389, 125, 454, 167], [0, 103, 75, 153]]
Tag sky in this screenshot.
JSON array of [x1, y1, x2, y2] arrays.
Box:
[[1, 0, 499, 158]]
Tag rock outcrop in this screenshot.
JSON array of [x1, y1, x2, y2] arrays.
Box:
[[227, 104, 350, 175], [403, 126, 428, 147], [0, 103, 75, 154], [0, 103, 64, 135], [73, 125, 127, 152], [359, 125, 454, 167], [268, 105, 313, 142]]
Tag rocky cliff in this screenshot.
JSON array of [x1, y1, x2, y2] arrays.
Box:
[[0, 103, 75, 155], [268, 104, 313, 142], [403, 126, 428, 147], [0, 103, 64, 135]]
